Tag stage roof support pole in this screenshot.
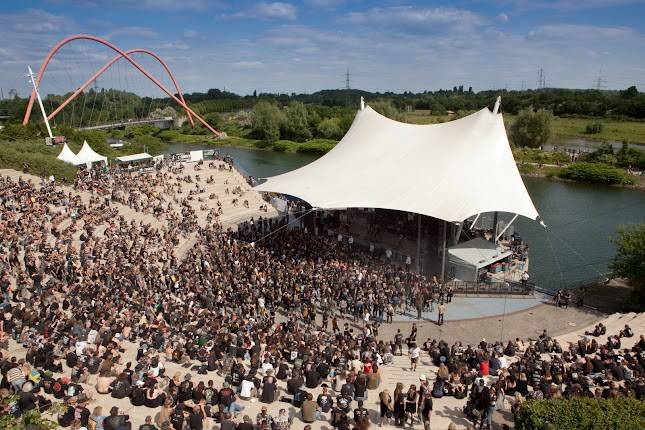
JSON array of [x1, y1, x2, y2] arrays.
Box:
[[469, 213, 481, 230], [441, 220, 447, 282], [416, 213, 422, 273], [496, 213, 519, 242], [454, 222, 463, 246]]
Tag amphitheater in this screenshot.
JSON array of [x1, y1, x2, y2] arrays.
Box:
[[1, 162, 642, 430]]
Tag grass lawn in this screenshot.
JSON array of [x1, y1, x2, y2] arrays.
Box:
[[401, 109, 645, 144]]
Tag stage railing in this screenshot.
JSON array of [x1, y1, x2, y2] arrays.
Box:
[[446, 280, 535, 296]]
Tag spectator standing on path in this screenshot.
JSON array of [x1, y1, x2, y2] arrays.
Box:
[[409, 343, 420, 372], [438, 303, 446, 325], [420, 391, 433, 430], [394, 330, 403, 356]]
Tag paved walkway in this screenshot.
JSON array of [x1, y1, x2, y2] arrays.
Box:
[[393, 295, 543, 322]]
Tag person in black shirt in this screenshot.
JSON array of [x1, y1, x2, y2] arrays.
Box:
[[305, 368, 320, 389], [420, 392, 433, 430], [353, 400, 368, 423], [139, 415, 157, 430], [236, 415, 254, 430], [316, 385, 334, 413], [188, 403, 205, 430]]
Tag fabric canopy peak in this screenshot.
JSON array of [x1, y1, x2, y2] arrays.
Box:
[[254, 103, 540, 223]]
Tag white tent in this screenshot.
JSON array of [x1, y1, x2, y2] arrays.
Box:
[[75, 141, 107, 167], [448, 237, 513, 281], [190, 150, 204, 162], [116, 153, 152, 163], [254, 104, 539, 223], [56, 143, 80, 165]]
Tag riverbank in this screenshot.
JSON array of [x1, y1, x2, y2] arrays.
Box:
[[518, 163, 645, 191]]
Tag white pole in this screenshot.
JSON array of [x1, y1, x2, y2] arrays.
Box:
[[493, 96, 501, 115], [496, 213, 519, 242], [469, 213, 481, 230], [27, 66, 53, 138]]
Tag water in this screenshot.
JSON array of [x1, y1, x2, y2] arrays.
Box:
[[166, 142, 645, 290], [544, 137, 645, 153], [165, 142, 318, 178]]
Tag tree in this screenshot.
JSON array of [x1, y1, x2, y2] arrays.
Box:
[[316, 118, 342, 139], [620, 86, 638, 99], [611, 224, 645, 287], [250, 101, 285, 144], [202, 112, 221, 129], [370, 99, 404, 121], [283, 101, 312, 142], [510, 108, 553, 148]]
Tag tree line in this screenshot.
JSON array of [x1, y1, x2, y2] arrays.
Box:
[[2, 85, 644, 129]]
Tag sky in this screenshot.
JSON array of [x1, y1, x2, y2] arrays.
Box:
[[1, 0, 645, 97]]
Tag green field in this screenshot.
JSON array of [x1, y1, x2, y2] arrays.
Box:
[[402, 109, 645, 144]]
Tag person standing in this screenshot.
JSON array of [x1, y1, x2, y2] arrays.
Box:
[[404, 385, 418, 427], [409, 343, 420, 372], [437, 303, 445, 326], [420, 391, 433, 430], [393, 383, 406, 427], [379, 389, 393, 427], [394, 330, 403, 356]]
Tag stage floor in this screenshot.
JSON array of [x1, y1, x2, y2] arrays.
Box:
[[392, 294, 544, 322]]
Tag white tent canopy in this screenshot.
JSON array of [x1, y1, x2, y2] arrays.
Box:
[[116, 153, 152, 163], [56, 143, 80, 165], [75, 141, 107, 167], [254, 105, 539, 223]]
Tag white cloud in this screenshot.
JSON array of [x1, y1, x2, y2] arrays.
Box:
[[527, 24, 642, 41], [51, 0, 211, 11], [184, 30, 198, 38], [103, 26, 159, 40], [501, 0, 645, 11], [305, 0, 345, 8], [11, 9, 74, 34], [155, 41, 190, 50], [256, 2, 298, 20], [232, 61, 265, 69], [497, 12, 509, 23], [218, 2, 298, 21], [341, 6, 486, 33]]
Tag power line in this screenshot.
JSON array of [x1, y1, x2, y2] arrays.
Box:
[[594, 69, 608, 90], [345, 68, 350, 90], [537, 67, 546, 90]]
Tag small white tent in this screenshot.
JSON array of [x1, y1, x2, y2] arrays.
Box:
[[56, 143, 80, 165], [75, 141, 107, 168]]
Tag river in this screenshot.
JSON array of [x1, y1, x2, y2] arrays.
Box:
[[167, 142, 645, 291]]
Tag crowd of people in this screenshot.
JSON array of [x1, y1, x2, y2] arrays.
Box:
[[0, 159, 643, 430]]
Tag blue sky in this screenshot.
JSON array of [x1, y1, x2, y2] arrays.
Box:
[[1, 0, 645, 96]]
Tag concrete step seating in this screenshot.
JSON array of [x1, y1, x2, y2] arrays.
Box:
[[554, 312, 644, 350]]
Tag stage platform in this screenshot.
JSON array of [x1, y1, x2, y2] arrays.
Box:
[[392, 294, 545, 322]]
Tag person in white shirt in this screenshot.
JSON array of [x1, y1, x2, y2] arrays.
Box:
[[239, 378, 256, 399], [409, 343, 420, 372]]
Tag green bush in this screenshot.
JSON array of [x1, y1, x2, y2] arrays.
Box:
[[558, 162, 633, 185], [513, 147, 570, 165], [515, 397, 645, 430], [296, 139, 336, 155], [585, 123, 604, 134], [0, 140, 77, 182], [272, 141, 288, 152]]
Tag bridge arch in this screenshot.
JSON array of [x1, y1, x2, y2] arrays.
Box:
[[47, 48, 194, 126], [22, 34, 219, 136]]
